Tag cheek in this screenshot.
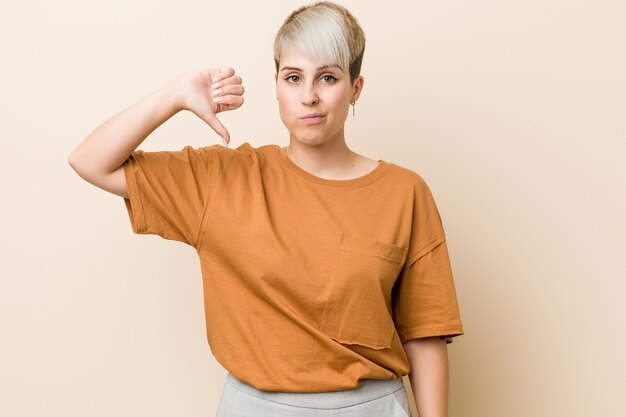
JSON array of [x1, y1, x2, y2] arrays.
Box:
[[325, 95, 349, 117], [276, 97, 296, 126], [277, 91, 295, 112], [277, 102, 294, 123], [275, 91, 288, 113], [325, 89, 350, 107]]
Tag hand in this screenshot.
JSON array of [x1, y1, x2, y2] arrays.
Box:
[[176, 67, 245, 145]]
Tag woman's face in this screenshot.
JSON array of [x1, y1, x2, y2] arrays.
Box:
[[275, 51, 363, 146]]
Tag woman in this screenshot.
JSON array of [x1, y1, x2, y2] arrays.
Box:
[[68, 1, 464, 416]]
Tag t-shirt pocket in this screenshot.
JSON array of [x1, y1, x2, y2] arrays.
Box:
[[319, 232, 408, 350]]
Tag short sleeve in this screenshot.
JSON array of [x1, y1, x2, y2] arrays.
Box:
[[122, 145, 218, 247], [392, 238, 464, 344], [392, 173, 463, 344]]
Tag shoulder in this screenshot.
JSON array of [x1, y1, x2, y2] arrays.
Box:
[[192, 141, 266, 164], [193, 142, 282, 178], [385, 161, 432, 193], [192, 141, 255, 157]]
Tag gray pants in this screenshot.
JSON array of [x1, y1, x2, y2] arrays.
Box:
[[216, 373, 411, 416]]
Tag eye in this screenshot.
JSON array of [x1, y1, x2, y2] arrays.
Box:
[[322, 75, 337, 83], [285, 75, 300, 83]]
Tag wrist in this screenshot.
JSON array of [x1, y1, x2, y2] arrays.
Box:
[[155, 77, 186, 114]]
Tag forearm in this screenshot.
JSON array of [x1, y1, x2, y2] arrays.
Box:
[[403, 337, 449, 417], [68, 78, 183, 177]]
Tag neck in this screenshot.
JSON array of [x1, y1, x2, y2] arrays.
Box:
[[286, 130, 357, 176]]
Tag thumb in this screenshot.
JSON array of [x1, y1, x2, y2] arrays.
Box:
[[213, 66, 235, 82], [203, 113, 230, 146]]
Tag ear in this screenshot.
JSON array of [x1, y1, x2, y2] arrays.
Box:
[[351, 75, 365, 102], [274, 72, 278, 82]]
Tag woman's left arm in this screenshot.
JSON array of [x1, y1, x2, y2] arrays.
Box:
[[403, 336, 449, 417]]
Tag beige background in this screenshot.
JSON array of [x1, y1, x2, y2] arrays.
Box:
[[1, 0, 624, 416]]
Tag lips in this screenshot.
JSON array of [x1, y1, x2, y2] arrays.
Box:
[[299, 114, 325, 124], [300, 113, 324, 119]]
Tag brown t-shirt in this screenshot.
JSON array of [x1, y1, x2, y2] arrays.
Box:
[[122, 142, 464, 392]]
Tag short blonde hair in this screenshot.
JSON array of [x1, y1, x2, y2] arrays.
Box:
[[273, 1, 366, 84]]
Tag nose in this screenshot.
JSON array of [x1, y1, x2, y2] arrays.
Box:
[[300, 81, 318, 105]]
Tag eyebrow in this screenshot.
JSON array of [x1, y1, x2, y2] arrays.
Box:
[[279, 64, 344, 73]]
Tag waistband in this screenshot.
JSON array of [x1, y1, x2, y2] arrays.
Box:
[[224, 373, 405, 409]]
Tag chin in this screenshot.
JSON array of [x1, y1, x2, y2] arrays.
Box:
[[292, 138, 319, 146]]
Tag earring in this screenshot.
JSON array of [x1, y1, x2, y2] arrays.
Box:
[[350, 100, 356, 116]]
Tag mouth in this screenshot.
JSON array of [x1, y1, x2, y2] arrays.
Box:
[[300, 112, 325, 119], [299, 115, 325, 124]]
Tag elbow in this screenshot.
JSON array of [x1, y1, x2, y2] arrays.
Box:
[[67, 145, 81, 166], [67, 150, 83, 174], [67, 152, 76, 168], [67, 149, 90, 178], [67, 151, 78, 170]]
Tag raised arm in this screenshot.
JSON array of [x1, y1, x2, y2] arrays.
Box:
[[68, 67, 244, 198]]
